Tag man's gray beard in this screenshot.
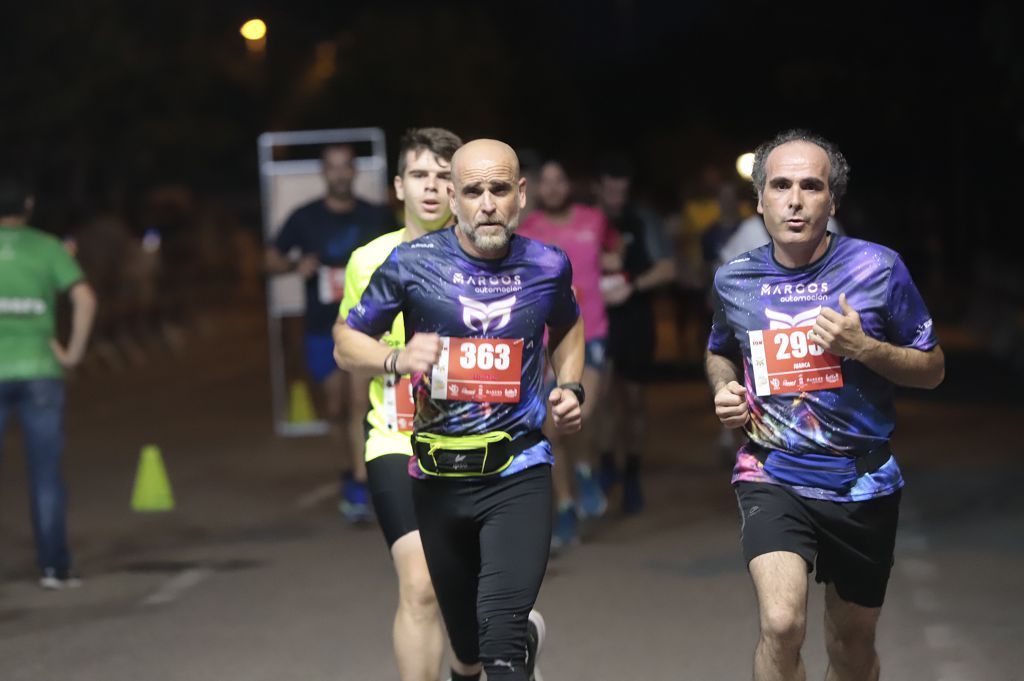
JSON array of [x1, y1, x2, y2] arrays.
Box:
[[458, 221, 516, 253]]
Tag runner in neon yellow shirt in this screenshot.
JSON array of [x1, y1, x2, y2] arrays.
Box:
[[336, 128, 461, 681]]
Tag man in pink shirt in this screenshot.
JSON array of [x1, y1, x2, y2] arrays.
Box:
[[518, 159, 622, 551]]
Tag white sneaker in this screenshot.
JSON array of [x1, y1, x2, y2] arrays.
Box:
[[39, 568, 81, 590], [526, 609, 546, 681]]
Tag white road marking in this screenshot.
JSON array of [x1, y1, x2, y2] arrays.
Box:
[[935, 660, 972, 681], [911, 587, 941, 613], [900, 557, 939, 580], [899, 532, 930, 552], [141, 567, 213, 606], [899, 519, 974, 679], [924, 623, 958, 650], [294, 482, 338, 510]]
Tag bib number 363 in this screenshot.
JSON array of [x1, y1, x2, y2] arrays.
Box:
[[749, 328, 844, 396], [431, 337, 523, 403]]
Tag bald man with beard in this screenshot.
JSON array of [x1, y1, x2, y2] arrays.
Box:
[[335, 139, 586, 681]]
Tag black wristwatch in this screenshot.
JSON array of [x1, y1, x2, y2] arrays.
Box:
[[558, 382, 586, 406]]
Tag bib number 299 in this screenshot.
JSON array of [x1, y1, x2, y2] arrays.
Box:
[[773, 329, 824, 360], [748, 327, 843, 396], [459, 341, 512, 371]]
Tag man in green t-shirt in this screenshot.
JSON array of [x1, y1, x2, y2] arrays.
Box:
[[0, 178, 97, 589], [333, 128, 462, 681]]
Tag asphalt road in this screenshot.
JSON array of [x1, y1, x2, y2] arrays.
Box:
[[1, 313, 1021, 680]]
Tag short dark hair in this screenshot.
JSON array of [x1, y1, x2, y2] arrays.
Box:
[[321, 143, 356, 161], [396, 127, 463, 176], [751, 130, 850, 204], [0, 177, 30, 218], [539, 158, 569, 177]]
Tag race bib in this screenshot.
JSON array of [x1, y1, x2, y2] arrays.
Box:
[[431, 337, 524, 403], [317, 266, 345, 304], [382, 375, 415, 432], [749, 328, 844, 396]]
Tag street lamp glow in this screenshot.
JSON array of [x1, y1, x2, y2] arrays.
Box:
[[736, 152, 755, 180], [240, 19, 267, 41]]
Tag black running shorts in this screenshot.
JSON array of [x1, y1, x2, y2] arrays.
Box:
[[735, 481, 901, 608], [366, 454, 418, 550]]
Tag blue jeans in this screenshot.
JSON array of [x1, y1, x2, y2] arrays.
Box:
[[0, 379, 70, 572]]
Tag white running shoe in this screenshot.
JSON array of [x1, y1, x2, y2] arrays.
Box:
[[526, 609, 546, 681]]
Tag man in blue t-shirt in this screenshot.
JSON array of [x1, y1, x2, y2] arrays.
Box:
[[265, 144, 391, 521], [335, 139, 585, 681], [706, 130, 945, 681]]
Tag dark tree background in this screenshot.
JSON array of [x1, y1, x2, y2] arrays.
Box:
[[1, 0, 1021, 287]]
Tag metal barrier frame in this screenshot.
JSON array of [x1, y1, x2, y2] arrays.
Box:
[[257, 128, 388, 436]]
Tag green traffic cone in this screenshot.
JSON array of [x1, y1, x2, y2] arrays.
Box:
[[289, 380, 317, 423], [131, 444, 175, 512]]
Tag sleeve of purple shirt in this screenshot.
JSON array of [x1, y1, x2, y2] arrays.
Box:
[[707, 275, 740, 356], [345, 247, 405, 338], [546, 251, 581, 330], [884, 255, 938, 351]]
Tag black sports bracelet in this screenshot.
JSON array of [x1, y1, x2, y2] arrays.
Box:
[[384, 349, 400, 375], [558, 381, 586, 406]]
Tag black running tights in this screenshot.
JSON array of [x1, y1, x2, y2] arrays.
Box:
[[413, 464, 552, 680]]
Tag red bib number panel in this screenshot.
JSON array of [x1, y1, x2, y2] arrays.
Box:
[[382, 375, 415, 432], [749, 328, 844, 396], [318, 266, 345, 304], [431, 337, 523, 403]]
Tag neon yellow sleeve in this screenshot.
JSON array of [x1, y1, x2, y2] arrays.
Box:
[[334, 229, 413, 460], [339, 246, 367, 322]]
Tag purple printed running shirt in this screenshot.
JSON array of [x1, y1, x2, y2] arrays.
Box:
[[708, 235, 938, 501], [346, 227, 579, 478]]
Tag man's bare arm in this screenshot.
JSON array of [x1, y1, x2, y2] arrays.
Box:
[[705, 348, 741, 394], [811, 293, 945, 389], [705, 349, 749, 429], [548, 315, 585, 385], [265, 247, 319, 277], [333, 317, 440, 376], [547, 314, 586, 433], [51, 282, 97, 369], [633, 258, 676, 293], [856, 341, 945, 389]]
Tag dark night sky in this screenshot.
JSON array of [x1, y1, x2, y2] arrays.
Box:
[[1, 0, 1021, 266]]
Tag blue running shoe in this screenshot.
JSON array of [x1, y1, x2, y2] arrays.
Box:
[[574, 463, 607, 519], [339, 473, 374, 524], [550, 504, 579, 554]]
